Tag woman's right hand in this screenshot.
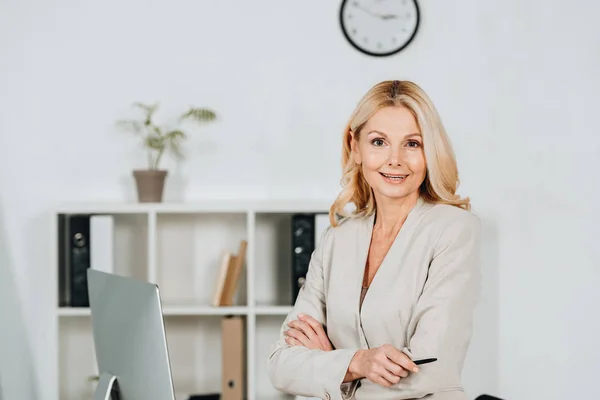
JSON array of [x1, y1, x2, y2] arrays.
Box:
[[346, 344, 419, 387]]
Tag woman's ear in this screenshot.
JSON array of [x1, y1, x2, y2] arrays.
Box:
[[350, 130, 361, 164]]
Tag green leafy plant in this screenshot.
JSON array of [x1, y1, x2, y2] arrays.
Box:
[[117, 102, 216, 170]]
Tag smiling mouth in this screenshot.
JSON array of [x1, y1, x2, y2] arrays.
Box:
[[379, 172, 408, 181]]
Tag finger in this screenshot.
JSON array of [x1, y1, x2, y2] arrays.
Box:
[[383, 345, 419, 373], [373, 364, 401, 386], [285, 328, 310, 347], [290, 320, 317, 340], [298, 314, 329, 347], [298, 314, 323, 332], [372, 376, 392, 388], [378, 351, 409, 377], [381, 369, 401, 385], [376, 361, 403, 385], [369, 371, 396, 387], [288, 320, 317, 341], [384, 359, 409, 378], [285, 336, 303, 347]]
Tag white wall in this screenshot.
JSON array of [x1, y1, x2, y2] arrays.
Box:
[[1, 0, 599, 399]]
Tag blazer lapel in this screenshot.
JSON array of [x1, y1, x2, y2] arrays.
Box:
[[344, 197, 434, 348], [354, 212, 375, 347], [359, 197, 433, 316]]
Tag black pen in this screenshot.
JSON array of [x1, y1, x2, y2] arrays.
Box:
[[414, 357, 437, 365]]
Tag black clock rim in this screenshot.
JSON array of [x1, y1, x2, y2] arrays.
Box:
[[338, 0, 421, 57]]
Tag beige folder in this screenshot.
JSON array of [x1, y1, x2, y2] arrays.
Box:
[[221, 316, 245, 400]]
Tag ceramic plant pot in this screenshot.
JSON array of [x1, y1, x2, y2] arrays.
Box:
[[133, 169, 168, 202]]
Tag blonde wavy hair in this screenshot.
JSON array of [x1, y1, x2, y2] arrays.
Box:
[[329, 80, 470, 227]]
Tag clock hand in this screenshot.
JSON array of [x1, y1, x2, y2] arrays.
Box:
[[354, 3, 399, 20], [354, 3, 380, 18]]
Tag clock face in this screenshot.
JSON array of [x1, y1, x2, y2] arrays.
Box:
[[339, 0, 420, 57]]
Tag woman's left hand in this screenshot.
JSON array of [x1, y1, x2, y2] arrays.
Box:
[[284, 313, 333, 351]]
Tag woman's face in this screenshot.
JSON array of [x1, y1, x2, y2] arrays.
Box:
[[351, 106, 427, 203]]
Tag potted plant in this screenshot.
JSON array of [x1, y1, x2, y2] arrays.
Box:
[[117, 102, 216, 202]]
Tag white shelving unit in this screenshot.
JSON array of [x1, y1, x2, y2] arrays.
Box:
[[49, 199, 331, 400]]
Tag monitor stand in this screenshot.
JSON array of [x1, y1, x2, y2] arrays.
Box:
[[94, 372, 120, 400]]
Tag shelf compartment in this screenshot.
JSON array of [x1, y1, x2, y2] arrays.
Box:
[[156, 212, 248, 307], [58, 318, 98, 400], [254, 213, 294, 308], [112, 213, 149, 281], [164, 315, 236, 399], [56, 212, 148, 309]]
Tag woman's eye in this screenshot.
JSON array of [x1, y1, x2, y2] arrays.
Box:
[[407, 140, 421, 147], [372, 138, 385, 146]]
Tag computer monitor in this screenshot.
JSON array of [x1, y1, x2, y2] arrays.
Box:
[[87, 269, 176, 400]]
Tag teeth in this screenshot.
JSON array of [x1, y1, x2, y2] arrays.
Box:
[[382, 173, 406, 179]]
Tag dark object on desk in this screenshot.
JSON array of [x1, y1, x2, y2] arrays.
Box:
[[475, 396, 504, 400], [188, 394, 220, 400]]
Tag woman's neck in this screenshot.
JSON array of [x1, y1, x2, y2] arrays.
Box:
[[373, 192, 420, 237]]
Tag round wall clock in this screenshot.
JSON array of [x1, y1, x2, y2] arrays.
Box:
[[339, 0, 421, 57]]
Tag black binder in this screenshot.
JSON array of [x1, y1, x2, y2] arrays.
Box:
[[290, 214, 316, 304], [58, 214, 91, 307]]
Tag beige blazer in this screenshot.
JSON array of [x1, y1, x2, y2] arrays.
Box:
[[267, 197, 482, 400]]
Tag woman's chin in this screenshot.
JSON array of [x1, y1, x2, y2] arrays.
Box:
[[373, 187, 415, 201], [373, 185, 418, 200]]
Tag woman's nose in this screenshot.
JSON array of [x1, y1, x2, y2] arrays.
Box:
[[387, 148, 402, 166]]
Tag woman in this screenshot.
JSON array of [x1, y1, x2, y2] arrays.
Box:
[[267, 80, 481, 400]]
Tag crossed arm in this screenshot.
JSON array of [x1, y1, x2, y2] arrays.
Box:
[[285, 314, 419, 385], [266, 227, 362, 400], [267, 215, 482, 400]]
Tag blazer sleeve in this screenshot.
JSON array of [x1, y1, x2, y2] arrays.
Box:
[[267, 225, 360, 400], [387, 213, 483, 398]]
